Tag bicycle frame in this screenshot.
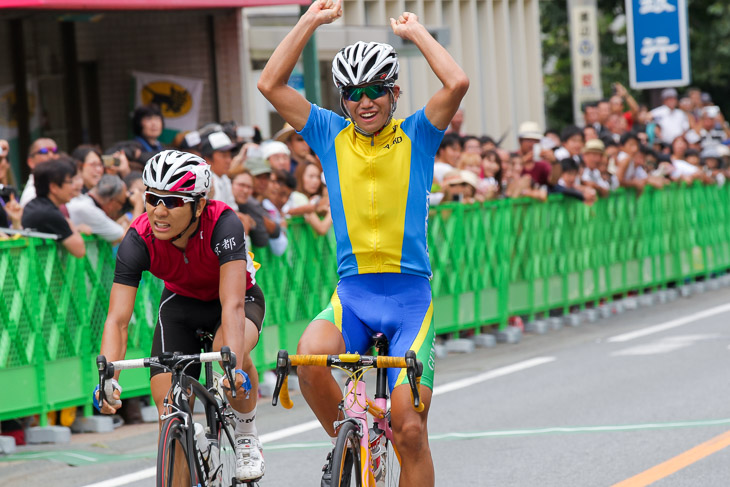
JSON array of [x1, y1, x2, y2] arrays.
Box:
[[97, 342, 239, 486], [272, 339, 422, 487]]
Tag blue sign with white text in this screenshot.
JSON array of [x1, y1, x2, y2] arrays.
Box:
[[626, 0, 690, 89]]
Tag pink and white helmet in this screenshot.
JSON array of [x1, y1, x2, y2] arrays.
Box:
[[142, 150, 211, 197]]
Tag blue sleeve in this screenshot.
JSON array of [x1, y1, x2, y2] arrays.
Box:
[[298, 104, 349, 159], [401, 107, 445, 166]]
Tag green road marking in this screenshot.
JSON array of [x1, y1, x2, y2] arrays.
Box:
[[0, 449, 155, 466], [5, 417, 730, 465]]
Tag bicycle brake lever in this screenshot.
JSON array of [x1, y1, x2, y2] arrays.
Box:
[[220, 347, 237, 399], [96, 355, 108, 406], [272, 350, 290, 407], [405, 350, 424, 412]]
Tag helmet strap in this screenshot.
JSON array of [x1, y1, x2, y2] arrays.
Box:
[[341, 88, 397, 137], [170, 196, 202, 243]]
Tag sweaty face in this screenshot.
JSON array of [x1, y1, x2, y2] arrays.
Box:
[[343, 84, 399, 134], [145, 189, 197, 241]]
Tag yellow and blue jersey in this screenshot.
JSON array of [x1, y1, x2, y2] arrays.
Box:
[[299, 104, 445, 279]]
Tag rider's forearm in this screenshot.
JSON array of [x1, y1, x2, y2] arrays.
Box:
[[220, 300, 246, 361], [258, 12, 320, 93], [406, 24, 468, 93], [99, 318, 129, 376]]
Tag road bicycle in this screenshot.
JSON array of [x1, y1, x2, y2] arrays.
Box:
[[97, 331, 259, 487], [271, 334, 424, 487]]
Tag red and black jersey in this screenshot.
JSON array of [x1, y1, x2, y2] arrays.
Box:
[[114, 200, 255, 301]]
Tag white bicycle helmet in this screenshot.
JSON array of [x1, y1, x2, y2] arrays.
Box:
[[332, 41, 399, 90], [142, 150, 211, 197]]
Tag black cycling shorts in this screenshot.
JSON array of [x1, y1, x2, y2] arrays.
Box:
[[149, 283, 265, 379]]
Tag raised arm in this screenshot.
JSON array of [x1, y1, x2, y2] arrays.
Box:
[[257, 0, 343, 130], [390, 12, 469, 130]]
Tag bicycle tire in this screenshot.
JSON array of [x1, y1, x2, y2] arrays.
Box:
[[210, 418, 238, 486], [157, 416, 196, 487], [330, 421, 362, 487], [381, 437, 401, 487]]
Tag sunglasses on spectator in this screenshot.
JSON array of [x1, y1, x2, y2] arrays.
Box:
[[144, 191, 196, 209], [32, 147, 58, 156], [342, 84, 389, 102]]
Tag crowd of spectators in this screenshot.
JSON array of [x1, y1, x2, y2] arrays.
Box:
[[3, 82, 730, 253], [433, 83, 730, 207]]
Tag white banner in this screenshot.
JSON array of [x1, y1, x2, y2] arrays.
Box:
[[132, 71, 204, 132], [568, 1, 603, 126], [0, 79, 42, 141]]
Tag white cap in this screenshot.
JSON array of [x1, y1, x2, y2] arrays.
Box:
[[261, 141, 291, 160]]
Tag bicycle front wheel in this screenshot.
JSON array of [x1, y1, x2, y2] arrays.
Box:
[[331, 421, 362, 487], [210, 418, 237, 486], [157, 416, 196, 487], [381, 437, 401, 487]]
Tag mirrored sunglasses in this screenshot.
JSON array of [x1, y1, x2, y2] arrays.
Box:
[[144, 191, 195, 209], [342, 84, 389, 102]]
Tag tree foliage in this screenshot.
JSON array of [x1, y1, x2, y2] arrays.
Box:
[[541, 0, 730, 129]]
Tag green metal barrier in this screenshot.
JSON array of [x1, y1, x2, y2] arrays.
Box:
[[2, 183, 729, 423]]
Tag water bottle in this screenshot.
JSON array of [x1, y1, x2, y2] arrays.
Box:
[[369, 428, 386, 486], [194, 423, 211, 468]]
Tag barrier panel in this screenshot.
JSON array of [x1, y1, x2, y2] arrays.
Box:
[[1, 183, 729, 423]]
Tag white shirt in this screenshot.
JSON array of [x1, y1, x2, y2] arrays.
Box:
[[670, 159, 699, 179], [650, 105, 689, 144], [581, 168, 610, 189], [19, 175, 36, 207], [67, 193, 124, 242], [433, 162, 454, 185], [262, 199, 288, 256], [210, 173, 237, 209]]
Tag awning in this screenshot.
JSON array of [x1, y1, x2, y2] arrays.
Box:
[[0, 0, 309, 9]]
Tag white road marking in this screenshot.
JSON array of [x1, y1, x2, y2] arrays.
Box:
[[79, 467, 156, 487], [431, 356, 556, 396], [82, 356, 556, 486], [607, 302, 730, 343], [611, 334, 720, 356]]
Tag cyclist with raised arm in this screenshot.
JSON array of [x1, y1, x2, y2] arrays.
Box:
[[95, 150, 266, 482], [258, 1, 468, 485]]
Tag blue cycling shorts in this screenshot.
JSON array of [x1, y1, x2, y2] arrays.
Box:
[[313, 273, 436, 393]]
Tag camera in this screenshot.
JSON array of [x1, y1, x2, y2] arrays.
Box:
[[102, 155, 120, 167]]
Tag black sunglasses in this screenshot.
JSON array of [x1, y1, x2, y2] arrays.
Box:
[[144, 191, 196, 209], [32, 147, 58, 156], [342, 84, 389, 102]]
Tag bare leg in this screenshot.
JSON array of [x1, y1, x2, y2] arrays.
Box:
[[389, 384, 434, 487], [296, 319, 346, 436]]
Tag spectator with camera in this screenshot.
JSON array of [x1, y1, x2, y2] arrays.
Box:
[[67, 174, 143, 244], [21, 157, 86, 257], [72, 145, 104, 194], [19, 137, 60, 207]]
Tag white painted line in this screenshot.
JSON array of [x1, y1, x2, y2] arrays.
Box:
[[259, 420, 321, 444], [79, 467, 155, 487], [64, 451, 98, 462], [607, 302, 730, 343], [80, 355, 555, 486], [432, 356, 556, 396]]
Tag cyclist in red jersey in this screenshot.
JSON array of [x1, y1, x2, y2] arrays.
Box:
[[95, 150, 265, 481]]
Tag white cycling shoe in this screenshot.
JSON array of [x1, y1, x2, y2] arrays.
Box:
[[235, 434, 265, 481]]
